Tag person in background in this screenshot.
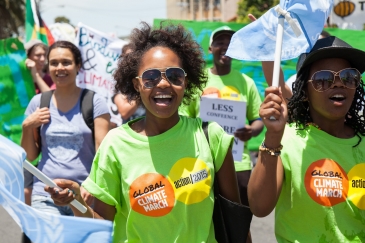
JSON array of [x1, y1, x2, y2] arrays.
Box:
[[249, 36, 365, 242], [23, 39, 57, 206], [179, 25, 265, 243], [111, 43, 146, 128], [21, 41, 110, 216], [45, 22, 241, 243], [24, 39, 55, 94]]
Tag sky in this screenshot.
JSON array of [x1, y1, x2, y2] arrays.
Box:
[[40, 0, 167, 38]]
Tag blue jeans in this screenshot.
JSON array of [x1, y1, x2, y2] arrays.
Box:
[[31, 195, 74, 216]]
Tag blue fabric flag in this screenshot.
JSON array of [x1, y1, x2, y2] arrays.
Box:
[[226, 0, 333, 61], [0, 135, 113, 243]]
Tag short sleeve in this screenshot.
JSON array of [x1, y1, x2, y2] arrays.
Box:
[[206, 121, 234, 172], [25, 94, 41, 116], [243, 74, 261, 122], [82, 130, 122, 209], [92, 92, 110, 119]]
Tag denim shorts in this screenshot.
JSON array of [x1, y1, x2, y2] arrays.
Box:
[[31, 194, 74, 216]]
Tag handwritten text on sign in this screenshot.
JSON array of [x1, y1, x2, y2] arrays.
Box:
[[200, 97, 246, 162], [75, 22, 127, 126]]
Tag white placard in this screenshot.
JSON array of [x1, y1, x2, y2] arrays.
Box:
[[200, 97, 246, 162], [75, 22, 128, 126]]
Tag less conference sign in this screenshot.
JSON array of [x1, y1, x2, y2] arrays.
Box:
[[200, 97, 246, 162]]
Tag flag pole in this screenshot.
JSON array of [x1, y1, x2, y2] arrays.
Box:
[[272, 16, 285, 88], [23, 160, 87, 213]]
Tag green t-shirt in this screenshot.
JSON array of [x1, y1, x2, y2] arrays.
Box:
[[179, 68, 262, 171], [276, 124, 365, 242], [82, 116, 233, 243]]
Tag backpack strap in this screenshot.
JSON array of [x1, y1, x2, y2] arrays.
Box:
[[37, 90, 55, 149], [40, 90, 54, 109], [80, 89, 95, 142]]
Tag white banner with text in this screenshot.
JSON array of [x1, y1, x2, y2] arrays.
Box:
[[200, 97, 246, 162], [75, 22, 127, 126]]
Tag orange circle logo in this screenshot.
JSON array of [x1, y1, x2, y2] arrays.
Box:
[[129, 173, 175, 217], [202, 87, 221, 98], [305, 159, 348, 206]]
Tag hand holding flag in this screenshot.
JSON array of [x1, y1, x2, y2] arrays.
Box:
[[0, 135, 113, 243]]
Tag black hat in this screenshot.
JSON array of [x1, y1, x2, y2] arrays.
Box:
[[296, 36, 365, 73]]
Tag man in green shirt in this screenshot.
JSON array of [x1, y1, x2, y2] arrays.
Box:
[[180, 26, 264, 211]]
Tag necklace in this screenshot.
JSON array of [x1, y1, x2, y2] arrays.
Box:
[[306, 122, 321, 130]]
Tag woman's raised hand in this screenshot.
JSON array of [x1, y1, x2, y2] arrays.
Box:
[[260, 87, 287, 138], [25, 58, 38, 76]]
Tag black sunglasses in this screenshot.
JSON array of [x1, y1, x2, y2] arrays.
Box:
[[135, 67, 187, 89], [308, 68, 361, 92]]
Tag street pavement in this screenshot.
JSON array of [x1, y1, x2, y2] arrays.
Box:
[[0, 205, 275, 243]]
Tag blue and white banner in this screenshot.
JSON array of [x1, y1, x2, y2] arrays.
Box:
[[0, 135, 113, 243], [226, 0, 333, 61]]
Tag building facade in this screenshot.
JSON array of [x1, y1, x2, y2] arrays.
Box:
[[166, 0, 239, 22]]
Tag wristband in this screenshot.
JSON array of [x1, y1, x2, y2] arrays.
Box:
[[259, 142, 283, 156]]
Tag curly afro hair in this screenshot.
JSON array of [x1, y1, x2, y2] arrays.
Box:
[[287, 65, 365, 146], [114, 22, 207, 106]]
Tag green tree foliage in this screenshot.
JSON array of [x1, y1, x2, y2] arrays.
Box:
[[0, 0, 25, 39], [54, 16, 71, 24], [236, 0, 279, 23]]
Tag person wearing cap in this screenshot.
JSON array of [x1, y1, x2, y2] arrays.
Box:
[[180, 25, 265, 242], [249, 36, 365, 242], [24, 39, 55, 94]]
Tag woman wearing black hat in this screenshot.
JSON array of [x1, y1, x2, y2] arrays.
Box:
[[248, 36, 365, 242]]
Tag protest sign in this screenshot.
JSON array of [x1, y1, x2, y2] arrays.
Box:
[[75, 23, 127, 126], [200, 97, 246, 162], [49, 23, 76, 42], [0, 38, 35, 145]]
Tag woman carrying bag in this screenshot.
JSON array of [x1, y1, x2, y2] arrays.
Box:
[[44, 23, 252, 242]]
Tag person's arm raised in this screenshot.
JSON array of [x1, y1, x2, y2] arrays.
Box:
[[247, 14, 292, 101], [261, 61, 292, 100], [25, 58, 51, 93], [247, 86, 286, 217]]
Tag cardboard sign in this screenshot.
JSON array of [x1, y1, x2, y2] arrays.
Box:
[[200, 97, 246, 162], [75, 22, 127, 126]]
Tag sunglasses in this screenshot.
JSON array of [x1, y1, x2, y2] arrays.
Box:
[[308, 68, 361, 92], [135, 67, 187, 88]]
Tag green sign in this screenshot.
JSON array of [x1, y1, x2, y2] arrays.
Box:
[[0, 38, 35, 145]]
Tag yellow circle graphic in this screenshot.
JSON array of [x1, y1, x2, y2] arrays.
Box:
[[168, 157, 211, 205], [221, 86, 240, 101], [347, 163, 365, 210]]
